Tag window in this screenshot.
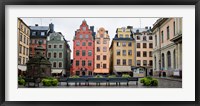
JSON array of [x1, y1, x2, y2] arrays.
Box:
[[54, 53, 57, 58], [143, 51, 147, 57], [143, 36, 147, 41], [97, 47, 100, 52], [88, 42, 92, 46], [128, 50, 132, 55], [143, 43, 147, 48], [97, 40, 100, 44], [32, 32, 36, 36], [48, 52, 51, 58], [88, 51, 92, 56], [103, 64, 107, 68], [117, 50, 120, 55], [59, 62, 62, 68], [76, 71, 80, 76], [97, 55, 100, 60], [103, 47, 107, 52], [143, 60, 147, 66], [117, 59, 120, 65], [82, 27, 86, 31], [82, 50, 86, 56], [76, 60, 79, 66], [149, 43, 153, 48], [76, 50, 80, 56], [76, 42, 80, 46], [59, 53, 62, 58], [155, 35, 157, 46], [54, 45, 57, 48], [149, 60, 153, 66], [137, 36, 140, 40], [125, 34, 129, 38], [167, 26, 170, 40], [97, 64, 100, 69], [137, 43, 140, 48], [149, 36, 152, 40], [137, 51, 140, 57], [161, 31, 164, 43], [23, 47, 26, 55], [137, 60, 141, 66], [123, 50, 126, 56], [154, 56, 157, 70], [100, 34, 104, 38], [82, 60, 85, 66], [103, 55, 107, 60], [20, 33, 22, 41], [41, 32, 45, 36], [162, 53, 165, 68], [24, 37, 26, 44], [122, 42, 126, 47], [53, 62, 56, 67], [19, 45, 22, 53], [117, 42, 120, 46], [88, 71, 92, 76], [128, 42, 132, 47], [119, 34, 123, 38], [123, 59, 126, 65], [88, 60, 92, 66], [149, 51, 152, 57], [48, 45, 51, 48], [82, 42, 86, 46], [103, 40, 107, 44], [128, 59, 132, 66], [59, 45, 62, 48], [80, 35, 82, 38], [167, 51, 171, 68], [85, 35, 88, 38], [173, 21, 176, 36], [18, 56, 21, 64]]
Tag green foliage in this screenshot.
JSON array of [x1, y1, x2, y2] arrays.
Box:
[[108, 75, 116, 78], [18, 79, 26, 86], [140, 77, 158, 86], [122, 74, 131, 78], [69, 75, 80, 78], [94, 75, 103, 78], [42, 78, 58, 86]]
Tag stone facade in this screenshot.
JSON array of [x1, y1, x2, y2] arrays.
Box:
[[152, 18, 182, 77], [94, 27, 110, 75]]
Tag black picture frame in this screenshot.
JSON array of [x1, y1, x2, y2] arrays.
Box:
[[0, 0, 199, 106]]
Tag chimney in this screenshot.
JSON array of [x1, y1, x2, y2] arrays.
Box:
[[49, 23, 54, 33], [35, 24, 38, 26], [145, 26, 148, 29]]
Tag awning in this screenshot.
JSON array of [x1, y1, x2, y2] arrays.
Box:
[[114, 66, 132, 72], [51, 69, 63, 74], [18, 65, 27, 71]]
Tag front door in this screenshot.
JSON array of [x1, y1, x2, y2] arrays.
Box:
[[82, 71, 85, 76]]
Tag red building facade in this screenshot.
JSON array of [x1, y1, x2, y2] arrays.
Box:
[[72, 20, 95, 76]]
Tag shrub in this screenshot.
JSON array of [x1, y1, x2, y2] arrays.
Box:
[[140, 77, 158, 86], [94, 75, 103, 78], [108, 75, 116, 78], [42, 78, 58, 86], [18, 79, 26, 86], [51, 79, 58, 86], [69, 75, 80, 78], [122, 74, 131, 78]]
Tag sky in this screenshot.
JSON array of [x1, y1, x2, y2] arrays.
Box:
[[21, 18, 158, 59]]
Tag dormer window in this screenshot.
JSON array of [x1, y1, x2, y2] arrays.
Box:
[[41, 32, 45, 36], [119, 34, 123, 38]]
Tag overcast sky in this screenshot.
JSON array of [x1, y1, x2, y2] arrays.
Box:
[[21, 18, 158, 59]]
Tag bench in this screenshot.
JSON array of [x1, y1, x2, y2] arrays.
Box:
[[108, 78, 129, 86], [128, 77, 139, 85], [88, 78, 108, 86]]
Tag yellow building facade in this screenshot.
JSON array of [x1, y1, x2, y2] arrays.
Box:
[[110, 27, 136, 76], [17, 18, 30, 66], [94, 27, 110, 75]]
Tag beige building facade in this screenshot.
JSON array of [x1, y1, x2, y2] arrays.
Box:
[[110, 27, 136, 76], [94, 27, 110, 75], [152, 18, 182, 77], [18, 18, 30, 66]]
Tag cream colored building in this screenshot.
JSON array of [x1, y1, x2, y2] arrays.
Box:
[[152, 18, 182, 77], [17, 18, 30, 72], [132, 27, 153, 77], [94, 27, 110, 75], [110, 27, 136, 76]]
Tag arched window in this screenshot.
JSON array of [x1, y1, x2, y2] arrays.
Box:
[[167, 51, 171, 69], [143, 36, 146, 41], [149, 36, 152, 40], [162, 53, 165, 69], [154, 56, 156, 70], [155, 35, 157, 46]]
